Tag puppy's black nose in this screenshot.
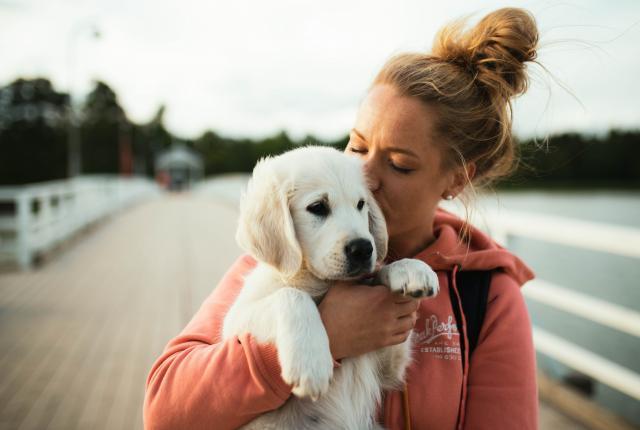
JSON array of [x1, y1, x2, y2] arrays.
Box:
[[345, 239, 373, 266]]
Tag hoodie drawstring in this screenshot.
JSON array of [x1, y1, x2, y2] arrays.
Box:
[[402, 382, 411, 430]]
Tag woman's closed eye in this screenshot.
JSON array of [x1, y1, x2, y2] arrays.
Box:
[[389, 160, 413, 174], [349, 145, 414, 174]]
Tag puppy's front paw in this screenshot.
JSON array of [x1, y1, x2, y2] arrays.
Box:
[[379, 258, 439, 298], [288, 361, 333, 401], [279, 342, 333, 401], [281, 354, 333, 401]]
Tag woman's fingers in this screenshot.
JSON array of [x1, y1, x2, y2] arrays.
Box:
[[320, 281, 423, 356], [394, 298, 420, 317], [392, 292, 414, 304], [392, 314, 416, 336], [389, 331, 412, 345]]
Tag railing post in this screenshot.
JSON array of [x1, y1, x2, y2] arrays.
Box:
[[16, 192, 32, 270], [41, 193, 53, 250]]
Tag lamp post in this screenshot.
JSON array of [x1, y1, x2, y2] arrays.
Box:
[[66, 24, 101, 178]]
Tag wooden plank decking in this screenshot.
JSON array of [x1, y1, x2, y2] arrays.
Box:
[[0, 191, 588, 429], [0, 194, 241, 429]]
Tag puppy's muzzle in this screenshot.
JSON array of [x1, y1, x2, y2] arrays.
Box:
[[345, 238, 373, 275]]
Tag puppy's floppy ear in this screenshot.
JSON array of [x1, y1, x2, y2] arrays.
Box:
[[367, 191, 388, 263], [236, 157, 302, 277]]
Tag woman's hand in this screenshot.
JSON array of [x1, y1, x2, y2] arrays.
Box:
[[318, 281, 420, 360]]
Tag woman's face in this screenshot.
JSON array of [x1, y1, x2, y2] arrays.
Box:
[[345, 84, 458, 252]]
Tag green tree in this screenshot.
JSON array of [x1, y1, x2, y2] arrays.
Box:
[[80, 81, 128, 174], [0, 78, 69, 185]]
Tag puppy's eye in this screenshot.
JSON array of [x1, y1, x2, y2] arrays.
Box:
[[306, 201, 330, 217], [357, 199, 365, 211]]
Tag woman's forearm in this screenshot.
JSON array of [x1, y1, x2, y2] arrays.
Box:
[[144, 333, 291, 429]]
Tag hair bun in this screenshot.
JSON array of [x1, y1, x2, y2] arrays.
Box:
[[432, 7, 539, 99]]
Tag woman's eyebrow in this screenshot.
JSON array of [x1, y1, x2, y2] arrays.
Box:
[[351, 128, 419, 159], [350, 128, 367, 141]]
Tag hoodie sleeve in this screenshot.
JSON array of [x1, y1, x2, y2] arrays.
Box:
[[462, 272, 538, 430], [143, 255, 292, 430]]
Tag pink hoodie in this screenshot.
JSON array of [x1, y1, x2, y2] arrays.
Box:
[[144, 208, 537, 429]]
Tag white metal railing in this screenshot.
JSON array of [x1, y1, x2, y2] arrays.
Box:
[[0, 175, 162, 270], [467, 207, 640, 401], [486, 209, 640, 260], [532, 328, 640, 401], [524, 279, 640, 339]]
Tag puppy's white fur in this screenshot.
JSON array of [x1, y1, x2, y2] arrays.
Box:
[[223, 146, 439, 430]]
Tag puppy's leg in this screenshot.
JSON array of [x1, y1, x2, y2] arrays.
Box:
[[273, 287, 334, 401], [224, 287, 334, 401]]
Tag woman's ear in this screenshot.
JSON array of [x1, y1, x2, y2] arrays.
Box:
[[236, 158, 302, 277], [366, 191, 388, 263], [444, 161, 476, 198]]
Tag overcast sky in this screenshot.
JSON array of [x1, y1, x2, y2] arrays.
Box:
[[1, 0, 639, 140]]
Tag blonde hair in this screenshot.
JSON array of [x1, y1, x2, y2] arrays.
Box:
[[373, 7, 539, 188]]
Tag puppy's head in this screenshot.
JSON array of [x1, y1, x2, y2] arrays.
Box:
[[236, 146, 387, 280]]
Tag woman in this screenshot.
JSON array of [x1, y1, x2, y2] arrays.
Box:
[[144, 7, 538, 430]]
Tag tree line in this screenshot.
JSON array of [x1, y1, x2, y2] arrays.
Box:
[[0, 77, 638, 189]]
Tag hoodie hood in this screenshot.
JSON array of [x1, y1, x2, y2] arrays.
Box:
[[410, 208, 534, 287]]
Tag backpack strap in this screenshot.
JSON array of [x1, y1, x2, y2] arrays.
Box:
[[448, 270, 492, 363]]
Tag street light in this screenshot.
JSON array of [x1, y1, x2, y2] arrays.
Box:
[[66, 23, 101, 178]]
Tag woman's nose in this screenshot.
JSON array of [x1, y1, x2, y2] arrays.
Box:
[[363, 161, 381, 192]]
